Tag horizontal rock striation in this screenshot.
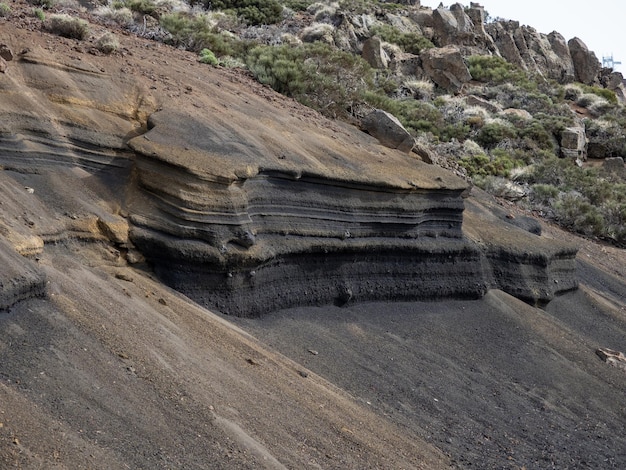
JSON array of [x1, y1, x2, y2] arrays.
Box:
[[129, 169, 485, 316], [0, 238, 46, 311], [463, 196, 578, 305], [0, 48, 153, 172]]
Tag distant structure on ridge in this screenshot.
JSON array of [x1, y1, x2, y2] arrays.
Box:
[[602, 54, 622, 70]]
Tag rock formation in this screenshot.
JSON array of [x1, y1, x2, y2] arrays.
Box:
[[361, 109, 415, 152], [568, 37, 602, 84], [420, 45, 471, 93]]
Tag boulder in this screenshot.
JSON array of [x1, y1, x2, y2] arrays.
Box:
[[568, 37, 601, 84], [602, 70, 626, 104], [560, 126, 588, 161], [466, 95, 502, 113], [389, 51, 422, 77], [0, 57, 6, 73], [0, 44, 13, 61], [420, 45, 471, 93], [362, 36, 388, 69], [431, 3, 495, 51], [486, 22, 526, 70], [361, 109, 415, 153], [547, 32, 575, 81]]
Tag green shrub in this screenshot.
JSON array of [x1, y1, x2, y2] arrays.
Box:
[[369, 24, 434, 55], [460, 150, 517, 178], [33, 7, 45, 20], [475, 121, 517, 148], [0, 2, 11, 17], [468, 55, 533, 89], [280, 0, 315, 11], [581, 84, 618, 105], [95, 32, 119, 54], [530, 183, 559, 205], [207, 0, 283, 25], [47, 14, 90, 39], [123, 0, 157, 16], [198, 48, 218, 65], [521, 157, 626, 243], [160, 12, 244, 54], [554, 192, 606, 237], [246, 42, 374, 118]]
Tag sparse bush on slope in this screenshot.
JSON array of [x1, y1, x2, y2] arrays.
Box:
[[246, 42, 374, 118], [47, 14, 90, 39], [201, 0, 283, 25], [369, 24, 434, 55]]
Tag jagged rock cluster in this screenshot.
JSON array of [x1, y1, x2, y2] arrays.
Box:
[[300, 2, 625, 98]]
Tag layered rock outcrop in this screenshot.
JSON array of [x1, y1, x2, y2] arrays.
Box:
[[127, 108, 487, 316], [0, 36, 578, 317]]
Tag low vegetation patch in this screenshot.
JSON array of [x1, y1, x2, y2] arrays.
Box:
[[246, 42, 374, 118], [47, 14, 90, 39], [369, 24, 434, 55], [0, 2, 11, 17]]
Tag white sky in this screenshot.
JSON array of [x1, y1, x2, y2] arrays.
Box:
[[421, 1, 626, 73]]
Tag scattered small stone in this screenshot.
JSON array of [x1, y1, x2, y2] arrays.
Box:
[[307, 349, 319, 356], [596, 348, 626, 372], [117, 352, 129, 359], [246, 358, 261, 366], [298, 370, 308, 378], [0, 57, 8, 73], [115, 272, 133, 282], [24, 187, 34, 194], [158, 297, 167, 306]]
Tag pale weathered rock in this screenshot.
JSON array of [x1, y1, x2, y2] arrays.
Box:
[[561, 126, 588, 160], [466, 95, 502, 113], [301, 23, 335, 45], [500, 108, 532, 120], [568, 37, 601, 84], [361, 109, 415, 152], [420, 45, 471, 93], [0, 57, 6, 73], [596, 348, 626, 372], [362, 36, 388, 69]]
